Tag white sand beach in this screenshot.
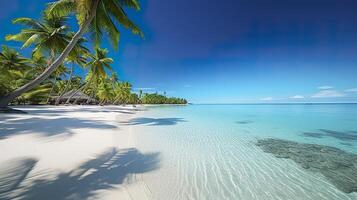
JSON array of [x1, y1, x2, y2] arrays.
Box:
[[0, 105, 158, 200]]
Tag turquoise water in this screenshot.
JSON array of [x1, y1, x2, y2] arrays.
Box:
[[130, 104, 357, 200]]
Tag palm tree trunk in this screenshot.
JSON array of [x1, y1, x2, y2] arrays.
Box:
[[73, 84, 89, 105], [45, 76, 58, 104], [0, 0, 99, 108], [88, 90, 95, 104], [65, 83, 86, 104], [72, 77, 95, 105], [113, 95, 122, 105], [45, 52, 57, 105], [67, 73, 96, 105], [86, 86, 97, 104], [73, 71, 97, 105], [100, 99, 106, 106], [55, 63, 74, 105]]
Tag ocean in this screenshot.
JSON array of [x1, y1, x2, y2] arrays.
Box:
[[128, 104, 357, 200]]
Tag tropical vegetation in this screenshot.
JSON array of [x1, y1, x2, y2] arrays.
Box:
[[141, 93, 188, 104], [0, 0, 187, 108]]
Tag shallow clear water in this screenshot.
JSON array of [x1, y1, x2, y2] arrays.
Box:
[[130, 104, 357, 200]]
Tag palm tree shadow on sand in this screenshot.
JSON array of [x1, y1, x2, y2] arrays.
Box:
[[0, 158, 38, 199], [0, 117, 117, 140], [120, 117, 186, 126], [1, 148, 160, 200], [14, 107, 137, 116]]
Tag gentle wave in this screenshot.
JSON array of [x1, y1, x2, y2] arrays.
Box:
[[130, 105, 357, 200]]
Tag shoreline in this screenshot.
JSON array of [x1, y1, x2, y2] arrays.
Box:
[[0, 105, 153, 200], [2, 105, 356, 199]]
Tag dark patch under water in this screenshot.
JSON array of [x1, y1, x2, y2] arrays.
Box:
[[319, 129, 357, 141], [302, 132, 324, 138], [236, 120, 254, 124], [301, 129, 357, 142], [256, 138, 357, 194], [340, 142, 354, 147]]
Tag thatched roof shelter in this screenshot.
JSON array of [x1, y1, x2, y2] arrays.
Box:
[[53, 90, 97, 104]]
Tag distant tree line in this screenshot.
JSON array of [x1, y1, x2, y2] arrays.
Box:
[[140, 93, 187, 104]]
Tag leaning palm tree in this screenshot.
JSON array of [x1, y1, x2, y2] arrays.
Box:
[[31, 54, 49, 76], [3, 14, 82, 107], [13, 71, 52, 105], [55, 35, 89, 105], [55, 54, 87, 105], [67, 48, 113, 104], [0, 0, 143, 109], [45, 64, 68, 104]]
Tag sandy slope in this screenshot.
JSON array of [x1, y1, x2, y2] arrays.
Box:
[[0, 105, 156, 200]]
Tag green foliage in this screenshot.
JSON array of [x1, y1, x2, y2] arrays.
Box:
[[97, 78, 114, 104], [7, 15, 68, 58], [0, 46, 31, 96], [0, 44, 188, 105], [7, 14, 89, 59], [85, 48, 113, 82], [0, 3, 189, 106], [128, 93, 140, 104], [113, 81, 131, 104], [46, 0, 143, 49], [0, 0, 145, 106], [141, 93, 188, 104], [0, 46, 52, 104], [165, 97, 188, 104], [19, 84, 52, 104]]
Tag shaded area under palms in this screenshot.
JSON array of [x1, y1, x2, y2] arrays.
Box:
[[0, 116, 117, 140], [0, 158, 38, 199], [0, 148, 160, 200]]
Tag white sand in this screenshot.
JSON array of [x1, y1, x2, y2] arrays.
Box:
[[0, 105, 156, 200]]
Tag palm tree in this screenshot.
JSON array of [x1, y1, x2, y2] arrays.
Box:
[[139, 89, 143, 98], [0, 46, 30, 97], [55, 54, 87, 105], [0, 46, 54, 105], [0, 46, 30, 74], [88, 71, 117, 104], [31, 54, 49, 76], [113, 81, 131, 104], [45, 64, 68, 104], [67, 48, 113, 104], [110, 72, 119, 82], [55, 35, 89, 105], [20, 84, 52, 105], [0, 0, 143, 108], [97, 78, 114, 105], [138, 89, 143, 104], [128, 93, 139, 104], [6, 14, 70, 60]]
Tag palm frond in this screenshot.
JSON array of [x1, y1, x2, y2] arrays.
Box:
[[118, 0, 141, 10], [106, 0, 144, 37], [22, 34, 40, 48], [46, 0, 76, 18], [12, 18, 45, 29]]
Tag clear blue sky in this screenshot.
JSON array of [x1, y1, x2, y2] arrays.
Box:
[[1, 0, 357, 103]]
